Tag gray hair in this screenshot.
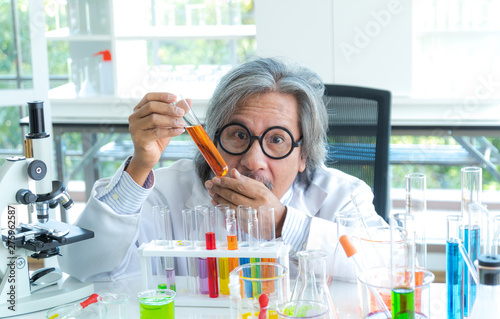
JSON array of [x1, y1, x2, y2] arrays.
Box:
[[195, 57, 328, 186]]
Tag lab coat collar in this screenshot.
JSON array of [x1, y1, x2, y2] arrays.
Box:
[[289, 167, 328, 217]]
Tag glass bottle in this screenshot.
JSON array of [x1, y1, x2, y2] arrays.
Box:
[[470, 255, 500, 319], [291, 250, 339, 319]]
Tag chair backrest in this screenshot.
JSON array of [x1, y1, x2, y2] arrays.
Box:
[[323, 84, 391, 220]]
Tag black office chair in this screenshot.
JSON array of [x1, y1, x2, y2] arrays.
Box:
[[323, 84, 391, 220]]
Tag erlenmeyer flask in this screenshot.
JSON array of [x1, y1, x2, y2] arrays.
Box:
[[330, 211, 365, 282], [291, 250, 339, 319]]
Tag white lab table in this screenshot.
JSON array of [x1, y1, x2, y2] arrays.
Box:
[[7, 274, 447, 318]]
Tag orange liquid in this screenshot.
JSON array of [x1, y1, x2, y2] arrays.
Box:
[[227, 235, 238, 250], [227, 235, 239, 274], [186, 125, 228, 177], [261, 259, 276, 294]]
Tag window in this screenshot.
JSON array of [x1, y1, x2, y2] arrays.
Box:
[[412, 0, 500, 98], [44, 0, 256, 99]]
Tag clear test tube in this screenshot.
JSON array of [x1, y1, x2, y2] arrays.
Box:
[[182, 209, 198, 294], [195, 205, 209, 294], [237, 205, 252, 297], [152, 206, 174, 291], [248, 209, 261, 298], [447, 215, 464, 319], [237, 205, 252, 247], [152, 206, 174, 248], [248, 208, 260, 251], [216, 204, 230, 295], [258, 206, 276, 248], [204, 206, 219, 298], [390, 212, 416, 319], [226, 209, 239, 266], [461, 167, 482, 317], [406, 173, 427, 269]]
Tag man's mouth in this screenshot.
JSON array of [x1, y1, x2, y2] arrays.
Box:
[[245, 172, 274, 191]]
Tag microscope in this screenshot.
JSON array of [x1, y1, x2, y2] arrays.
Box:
[[0, 101, 95, 317]]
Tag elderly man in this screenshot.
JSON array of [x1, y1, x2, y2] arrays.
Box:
[[59, 57, 382, 282]]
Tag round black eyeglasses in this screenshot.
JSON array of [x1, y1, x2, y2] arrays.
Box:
[[214, 123, 302, 160]]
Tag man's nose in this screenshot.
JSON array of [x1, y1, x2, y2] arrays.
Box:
[[240, 140, 267, 170]]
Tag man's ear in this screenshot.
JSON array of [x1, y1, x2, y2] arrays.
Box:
[[298, 154, 306, 173]]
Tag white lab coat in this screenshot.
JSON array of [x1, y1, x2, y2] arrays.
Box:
[[59, 159, 382, 282]]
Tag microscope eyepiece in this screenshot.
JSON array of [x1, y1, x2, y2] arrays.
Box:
[[27, 100, 49, 138]]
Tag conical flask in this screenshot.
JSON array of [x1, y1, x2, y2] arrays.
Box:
[[330, 210, 365, 282], [291, 250, 339, 319], [470, 255, 500, 319]]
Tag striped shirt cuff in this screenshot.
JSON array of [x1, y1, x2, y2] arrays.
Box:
[[281, 206, 311, 254], [97, 158, 154, 215]]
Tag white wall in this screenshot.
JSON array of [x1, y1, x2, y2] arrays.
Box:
[[255, 0, 412, 97], [255, 0, 335, 83]]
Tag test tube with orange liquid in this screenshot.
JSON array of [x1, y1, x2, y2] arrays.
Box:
[[178, 96, 228, 177], [226, 209, 240, 277]]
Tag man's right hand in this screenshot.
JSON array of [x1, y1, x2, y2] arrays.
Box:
[[126, 92, 187, 186]]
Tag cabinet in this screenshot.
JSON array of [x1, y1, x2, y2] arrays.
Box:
[[45, 0, 256, 119]]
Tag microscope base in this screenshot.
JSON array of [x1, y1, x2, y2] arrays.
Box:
[[0, 275, 94, 317]]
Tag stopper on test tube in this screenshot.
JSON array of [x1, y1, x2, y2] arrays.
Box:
[[339, 235, 357, 258]]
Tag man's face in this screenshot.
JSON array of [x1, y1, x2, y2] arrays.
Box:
[[218, 92, 306, 200]]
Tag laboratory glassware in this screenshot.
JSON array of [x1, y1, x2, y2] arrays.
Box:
[[277, 300, 330, 319], [46, 294, 100, 319], [406, 173, 427, 269], [229, 262, 289, 319], [226, 208, 239, 274], [98, 293, 129, 319], [137, 289, 175, 319], [216, 204, 231, 295], [178, 95, 228, 177], [331, 210, 365, 282], [238, 205, 253, 296], [390, 213, 415, 319], [195, 205, 210, 294], [461, 167, 482, 317], [204, 206, 219, 298], [290, 250, 339, 319], [470, 255, 500, 319], [259, 206, 277, 247], [152, 206, 175, 291], [447, 215, 464, 319], [182, 208, 198, 294]]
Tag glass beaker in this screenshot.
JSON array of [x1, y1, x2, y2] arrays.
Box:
[[358, 267, 434, 318], [137, 289, 175, 319], [291, 250, 339, 319], [229, 262, 289, 319], [277, 300, 330, 319], [98, 293, 129, 319]]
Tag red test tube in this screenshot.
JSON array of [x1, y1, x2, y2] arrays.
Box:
[[205, 207, 219, 298]]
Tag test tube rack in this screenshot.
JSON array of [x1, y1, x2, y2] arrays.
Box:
[[138, 240, 290, 307]]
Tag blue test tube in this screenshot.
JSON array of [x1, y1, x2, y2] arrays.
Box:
[[461, 167, 482, 316], [447, 215, 463, 319]]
